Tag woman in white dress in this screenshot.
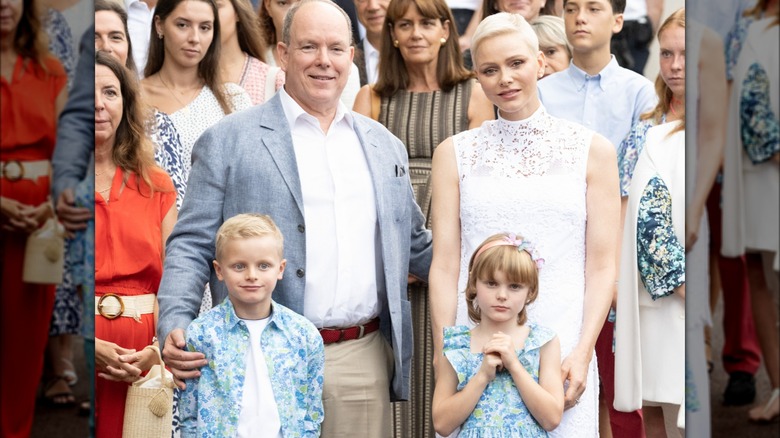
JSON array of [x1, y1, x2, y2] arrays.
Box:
[[429, 12, 619, 437], [721, 3, 780, 423]]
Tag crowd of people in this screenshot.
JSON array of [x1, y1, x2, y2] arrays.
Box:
[[1, 0, 778, 437]]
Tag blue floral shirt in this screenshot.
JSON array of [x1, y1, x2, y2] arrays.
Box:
[[180, 299, 325, 438], [617, 116, 666, 197], [636, 176, 686, 300]]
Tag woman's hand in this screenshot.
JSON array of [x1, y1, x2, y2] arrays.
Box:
[[19, 202, 54, 232], [560, 349, 591, 410], [101, 347, 159, 383], [1, 196, 36, 232], [95, 338, 143, 383]]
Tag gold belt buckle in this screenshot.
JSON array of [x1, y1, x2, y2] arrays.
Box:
[[2, 161, 24, 182], [97, 293, 124, 319]]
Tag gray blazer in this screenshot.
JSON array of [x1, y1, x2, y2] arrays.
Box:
[[157, 93, 432, 401]]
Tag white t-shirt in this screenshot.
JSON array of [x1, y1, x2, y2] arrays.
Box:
[[237, 317, 283, 438]]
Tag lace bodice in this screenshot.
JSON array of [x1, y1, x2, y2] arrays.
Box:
[[454, 105, 599, 437]]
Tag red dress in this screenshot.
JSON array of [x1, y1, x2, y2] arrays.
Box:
[[0, 55, 66, 438], [94, 167, 175, 437]]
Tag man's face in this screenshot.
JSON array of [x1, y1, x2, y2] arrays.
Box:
[[354, 0, 390, 41], [563, 0, 622, 54], [278, 1, 354, 115]]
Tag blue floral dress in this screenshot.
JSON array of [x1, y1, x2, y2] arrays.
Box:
[[442, 324, 556, 437], [150, 111, 186, 210], [45, 8, 75, 89]]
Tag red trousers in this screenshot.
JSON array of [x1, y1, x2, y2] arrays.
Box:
[[596, 318, 646, 437], [706, 180, 761, 375]]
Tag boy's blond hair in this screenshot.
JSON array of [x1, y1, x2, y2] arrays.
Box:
[[215, 214, 284, 260]]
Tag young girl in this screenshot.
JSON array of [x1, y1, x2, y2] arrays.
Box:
[[432, 233, 564, 437]]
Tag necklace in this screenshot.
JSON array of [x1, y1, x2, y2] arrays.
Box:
[[159, 72, 199, 113], [95, 166, 115, 178]]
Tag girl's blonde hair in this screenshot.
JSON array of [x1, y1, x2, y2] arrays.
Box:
[[465, 233, 541, 325]]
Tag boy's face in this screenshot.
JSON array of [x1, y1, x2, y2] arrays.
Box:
[[563, 0, 623, 55], [214, 236, 286, 319]]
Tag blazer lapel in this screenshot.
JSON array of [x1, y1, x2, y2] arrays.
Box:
[[258, 95, 305, 216], [353, 117, 390, 221]]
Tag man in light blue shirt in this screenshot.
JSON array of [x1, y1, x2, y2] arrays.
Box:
[[538, 0, 656, 150], [537, 1, 655, 436]]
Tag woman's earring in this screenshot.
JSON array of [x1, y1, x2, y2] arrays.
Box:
[[158, 33, 163, 40], [393, 40, 399, 48], [440, 37, 447, 44]]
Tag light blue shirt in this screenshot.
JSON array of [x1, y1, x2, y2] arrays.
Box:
[[537, 56, 657, 150], [180, 299, 325, 438]]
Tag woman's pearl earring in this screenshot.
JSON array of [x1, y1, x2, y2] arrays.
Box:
[[158, 33, 163, 40], [393, 40, 399, 48], [440, 37, 447, 44]]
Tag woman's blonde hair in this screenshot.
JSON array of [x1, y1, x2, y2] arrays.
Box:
[[471, 12, 539, 67], [641, 7, 685, 135], [465, 233, 541, 325], [530, 15, 572, 59]]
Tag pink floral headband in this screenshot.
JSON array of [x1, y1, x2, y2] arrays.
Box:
[[473, 233, 545, 270]]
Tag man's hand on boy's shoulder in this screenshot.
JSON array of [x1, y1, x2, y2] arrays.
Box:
[[162, 328, 209, 390]]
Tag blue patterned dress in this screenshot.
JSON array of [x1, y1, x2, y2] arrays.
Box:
[[442, 324, 557, 437], [45, 9, 75, 89], [150, 111, 187, 210]]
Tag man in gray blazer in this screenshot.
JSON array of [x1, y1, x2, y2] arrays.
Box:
[[156, 1, 432, 436]]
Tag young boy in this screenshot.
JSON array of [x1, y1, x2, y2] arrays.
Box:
[[179, 214, 324, 438], [538, 0, 657, 150], [537, 1, 653, 436]]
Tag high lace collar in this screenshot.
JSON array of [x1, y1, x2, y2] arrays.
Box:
[[496, 104, 547, 129]]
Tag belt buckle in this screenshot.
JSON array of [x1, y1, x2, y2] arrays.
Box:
[[358, 324, 365, 339], [2, 161, 23, 182], [97, 293, 124, 319]]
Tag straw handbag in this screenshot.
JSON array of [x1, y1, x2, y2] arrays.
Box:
[[122, 345, 175, 438], [23, 217, 65, 284]]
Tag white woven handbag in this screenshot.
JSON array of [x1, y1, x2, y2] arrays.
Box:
[[122, 346, 175, 438]]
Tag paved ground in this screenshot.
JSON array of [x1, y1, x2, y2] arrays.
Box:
[[709, 294, 780, 438], [31, 336, 89, 438]]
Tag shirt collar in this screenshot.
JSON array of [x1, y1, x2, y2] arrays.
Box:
[[567, 55, 619, 92], [223, 298, 282, 330], [125, 0, 152, 10], [278, 87, 354, 132], [363, 39, 379, 60]]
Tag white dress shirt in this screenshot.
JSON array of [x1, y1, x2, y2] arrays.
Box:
[[279, 88, 382, 329], [125, 0, 155, 77], [362, 39, 380, 85]]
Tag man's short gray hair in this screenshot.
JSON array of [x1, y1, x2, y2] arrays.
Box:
[[281, 0, 353, 46]]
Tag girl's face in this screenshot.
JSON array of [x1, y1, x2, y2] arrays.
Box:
[[390, 4, 450, 67], [216, 0, 237, 47], [155, 0, 215, 69], [540, 44, 569, 78], [95, 10, 130, 66], [94, 64, 124, 147], [264, 0, 298, 42], [658, 24, 685, 100], [475, 270, 530, 324], [475, 32, 543, 121]]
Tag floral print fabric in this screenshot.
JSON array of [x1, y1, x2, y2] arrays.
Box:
[[442, 324, 556, 437], [739, 63, 780, 164], [636, 176, 686, 300], [180, 299, 324, 438]]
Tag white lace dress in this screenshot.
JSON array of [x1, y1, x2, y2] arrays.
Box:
[[453, 105, 599, 437]]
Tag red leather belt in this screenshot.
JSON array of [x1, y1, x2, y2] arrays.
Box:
[[319, 317, 380, 345]]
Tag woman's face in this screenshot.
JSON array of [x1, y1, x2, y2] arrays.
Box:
[[155, 0, 215, 69], [95, 10, 130, 66], [658, 24, 685, 100], [475, 32, 543, 121], [390, 5, 449, 68], [539, 44, 569, 78], [216, 0, 237, 46], [495, 0, 545, 22], [264, 0, 298, 42], [0, 0, 24, 38], [94, 64, 123, 147]]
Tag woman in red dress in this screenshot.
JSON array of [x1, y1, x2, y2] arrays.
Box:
[[1, 0, 67, 435], [93, 51, 177, 437]]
